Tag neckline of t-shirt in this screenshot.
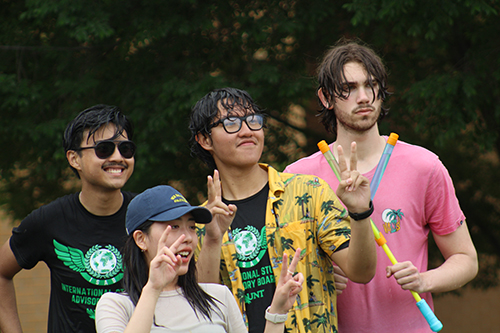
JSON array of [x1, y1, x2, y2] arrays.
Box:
[[329, 135, 389, 179], [222, 182, 269, 205]]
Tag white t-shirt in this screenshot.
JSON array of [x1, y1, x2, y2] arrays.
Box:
[[96, 283, 247, 333]]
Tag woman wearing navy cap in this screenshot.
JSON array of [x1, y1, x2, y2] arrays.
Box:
[[95, 185, 303, 333]]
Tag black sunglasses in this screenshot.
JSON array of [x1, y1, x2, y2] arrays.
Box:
[[208, 114, 265, 134], [76, 140, 136, 159]]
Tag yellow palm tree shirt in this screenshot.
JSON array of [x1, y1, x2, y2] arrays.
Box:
[[198, 164, 351, 333]]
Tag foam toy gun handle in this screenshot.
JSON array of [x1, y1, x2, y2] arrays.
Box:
[[370, 133, 398, 198], [416, 298, 443, 332], [317, 137, 443, 332]]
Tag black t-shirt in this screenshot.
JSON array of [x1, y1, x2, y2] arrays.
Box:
[[10, 191, 134, 333], [224, 183, 276, 333]]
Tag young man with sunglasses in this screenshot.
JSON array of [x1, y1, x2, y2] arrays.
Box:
[[0, 105, 136, 333], [189, 87, 376, 333]]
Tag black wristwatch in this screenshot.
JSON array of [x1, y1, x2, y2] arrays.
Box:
[[348, 201, 374, 221]]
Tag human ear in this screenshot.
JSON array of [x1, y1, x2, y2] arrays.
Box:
[[133, 230, 148, 252], [66, 150, 83, 172], [318, 88, 333, 109], [196, 133, 213, 151]]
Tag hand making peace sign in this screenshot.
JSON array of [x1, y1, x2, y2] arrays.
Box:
[[335, 142, 372, 215], [269, 248, 305, 315], [204, 169, 237, 240], [147, 226, 186, 292]]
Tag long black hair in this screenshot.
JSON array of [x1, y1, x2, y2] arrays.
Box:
[[121, 221, 221, 322]]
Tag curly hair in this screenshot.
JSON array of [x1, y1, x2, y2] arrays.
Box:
[[188, 87, 265, 170]]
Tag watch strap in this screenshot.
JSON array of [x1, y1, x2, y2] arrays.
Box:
[[348, 200, 374, 221], [265, 306, 288, 324]]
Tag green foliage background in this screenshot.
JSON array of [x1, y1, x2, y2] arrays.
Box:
[[1, 0, 499, 289]]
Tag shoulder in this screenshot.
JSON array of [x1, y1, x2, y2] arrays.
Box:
[[280, 170, 332, 190], [284, 149, 325, 173], [21, 192, 79, 221], [392, 140, 443, 171], [394, 140, 438, 160], [97, 292, 133, 309], [199, 283, 233, 301], [40, 192, 80, 209]]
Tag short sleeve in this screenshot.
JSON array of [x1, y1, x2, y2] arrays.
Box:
[[10, 210, 47, 269], [95, 293, 134, 333], [425, 159, 465, 235], [315, 183, 351, 257]]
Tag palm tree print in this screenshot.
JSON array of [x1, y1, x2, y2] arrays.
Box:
[[326, 280, 335, 296], [306, 274, 320, 289], [306, 229, 315, 244], [236, 288, 246, 308], [302, 318, 312, 333], [295, 193, 312, 218], [320, 200, 343, 216], [281, 236, 296, 252], [311, 312, 329, 333], [196, 226, 205, 238], [386, 208, 404, 233], [334, 227, 351, 239], [267, 232, 276, 247]]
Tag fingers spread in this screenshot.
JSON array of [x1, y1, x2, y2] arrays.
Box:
[[157, 225, 172, 254], [337, 145, 348, 175], [207, 170, 221, 203], [288, 248, 301, 273], [349, 141, 358, 171]]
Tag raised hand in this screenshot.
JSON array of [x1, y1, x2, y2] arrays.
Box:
[[335, 142, 371, 214], [269, 248, 304, 314], [204, 170, 237, 241], [147, 226, 186, 292]]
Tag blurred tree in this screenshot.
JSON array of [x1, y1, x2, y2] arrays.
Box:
[[0, 0, 499, 288]]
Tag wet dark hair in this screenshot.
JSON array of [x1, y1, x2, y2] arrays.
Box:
[[121, 221, 221, 323], [317, 39, 391, 134], [188, 87, 265, 171], [62, 104, 134, 178]]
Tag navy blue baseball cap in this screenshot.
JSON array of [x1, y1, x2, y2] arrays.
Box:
[[126, 185, 212, 235]]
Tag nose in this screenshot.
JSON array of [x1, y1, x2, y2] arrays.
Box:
[[237, 119, 253, 136], [180, 226, 194, 243], [356, 86, 371, 104], [107, 145, 124, 161]]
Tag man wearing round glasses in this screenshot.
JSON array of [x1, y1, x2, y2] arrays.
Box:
[[189, 87, 376, 333], [0, 105, 136, 333]]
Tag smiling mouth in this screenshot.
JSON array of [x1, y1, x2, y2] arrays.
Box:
[[105, 168, 123, 174], [103, 164, 127, 174], [177, 251, 191, 258]]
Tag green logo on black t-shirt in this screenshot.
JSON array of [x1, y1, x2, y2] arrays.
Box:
[[53, 239, 124, 285], [233, 225, 267, 268]]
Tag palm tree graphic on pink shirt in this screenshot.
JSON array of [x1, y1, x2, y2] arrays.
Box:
[[382, 208, 404, 233]]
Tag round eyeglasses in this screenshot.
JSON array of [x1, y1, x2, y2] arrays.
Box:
[[209, 114, 265, 134], [76, 140, 136, 159]]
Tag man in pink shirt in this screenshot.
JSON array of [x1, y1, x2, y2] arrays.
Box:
[[284, 40, 478, 332]]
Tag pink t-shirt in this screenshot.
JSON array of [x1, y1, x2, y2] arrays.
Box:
[[284, 139, 465, 333]]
